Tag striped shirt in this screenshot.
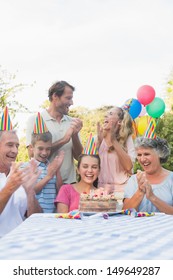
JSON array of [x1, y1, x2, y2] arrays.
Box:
[[36, 161, 57, 213]]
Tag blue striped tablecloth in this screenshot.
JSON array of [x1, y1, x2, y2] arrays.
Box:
[[0, 213, 173, 260]]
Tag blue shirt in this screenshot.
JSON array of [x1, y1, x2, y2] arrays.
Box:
[[36, 161, 57, 213]]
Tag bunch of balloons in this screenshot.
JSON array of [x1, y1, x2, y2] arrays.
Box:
[[137, 85, 165, 118], [123, 85, 166, 137]]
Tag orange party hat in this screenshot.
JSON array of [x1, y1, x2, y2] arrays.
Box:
[[83, 133, 98, 155], [33, 112, 49, 134], [0, 106, 13, 131]]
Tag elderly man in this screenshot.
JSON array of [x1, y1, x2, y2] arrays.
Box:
[[26, 80, 83, 184], [0, 130, 42, 237]]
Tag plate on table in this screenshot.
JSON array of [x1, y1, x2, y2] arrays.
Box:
[[81, 211, 122, 216]]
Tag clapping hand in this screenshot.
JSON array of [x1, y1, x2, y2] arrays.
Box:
[[110, 122, 119, 142], [70, 118, 83, 134], [21, 159, 41, 194], [6, 160, 41, 194], [47, 150, 65, 178], [6, 162, 25, 192], [97, 122, 104, 147], [64, 119, 83, 143], [136, 170, 153, 198], [136, 170, 148, 193]]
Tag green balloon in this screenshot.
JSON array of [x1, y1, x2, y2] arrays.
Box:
[[146, 97, 165, 118]]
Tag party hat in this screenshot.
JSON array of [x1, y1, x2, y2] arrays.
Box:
[[122, 98, 133, 112], [144, 117, 157, 139], [0, 106, 13, 131], [83, 133, 98, 155], [132, 120, 138, 140], [33, 112, 49, 134]]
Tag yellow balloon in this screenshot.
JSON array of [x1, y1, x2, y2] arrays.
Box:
[[137, 116, 150, 135]]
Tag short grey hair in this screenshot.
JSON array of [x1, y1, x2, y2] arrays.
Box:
[[135, 137, 170, 163]]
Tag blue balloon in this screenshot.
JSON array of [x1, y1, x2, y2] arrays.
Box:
[[126, 98, 142, 119]]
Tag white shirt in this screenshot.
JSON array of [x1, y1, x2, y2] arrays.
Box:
[[0, 173, 27, 238]]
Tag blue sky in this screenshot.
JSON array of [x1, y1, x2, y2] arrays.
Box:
[[1, 0, 173, 118]]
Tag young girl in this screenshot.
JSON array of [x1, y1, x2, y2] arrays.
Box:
[[55, 154, 100, 213], [97, 106, 136, 195]]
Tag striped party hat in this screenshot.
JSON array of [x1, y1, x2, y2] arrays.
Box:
[[0, 106, 13, 131], [83, 133, 98, 155], [132, 120, 138, 140], [122, 98, 133, 112], [144, 117, 157, 139], [33, 112, 49, 134]]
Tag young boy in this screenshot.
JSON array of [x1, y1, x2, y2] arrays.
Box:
[[30, 131, 64, 213]]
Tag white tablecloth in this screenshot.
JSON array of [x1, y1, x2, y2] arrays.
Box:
[[0, 213, 173, 260]]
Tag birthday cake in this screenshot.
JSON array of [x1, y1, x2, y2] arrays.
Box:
[[79, 192, 117, 212]]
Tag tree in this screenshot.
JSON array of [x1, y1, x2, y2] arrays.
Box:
[[156, 113, 173, 171], [163, 68, 173, 112], [69, 105, 113, 146], [41, 99, 50, 109], [0, 66, 30, 122], [0, 66, 34, 162], [17, 137, 29, 162]]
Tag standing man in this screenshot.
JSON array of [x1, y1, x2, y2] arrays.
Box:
[[26, 81, 83, 184], [0, 129, 42, 238]]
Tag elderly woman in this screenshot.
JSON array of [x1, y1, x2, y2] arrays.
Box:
[[123, 136, 173, 214]]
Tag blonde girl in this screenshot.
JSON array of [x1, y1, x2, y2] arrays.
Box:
[[97, 106, 136, 196]]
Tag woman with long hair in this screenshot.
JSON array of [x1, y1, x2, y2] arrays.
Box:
[[55, 154, 100, 213], [97, 106, 136, 196]]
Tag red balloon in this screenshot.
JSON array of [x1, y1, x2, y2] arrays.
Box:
[[137, 85, 155, 106]]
